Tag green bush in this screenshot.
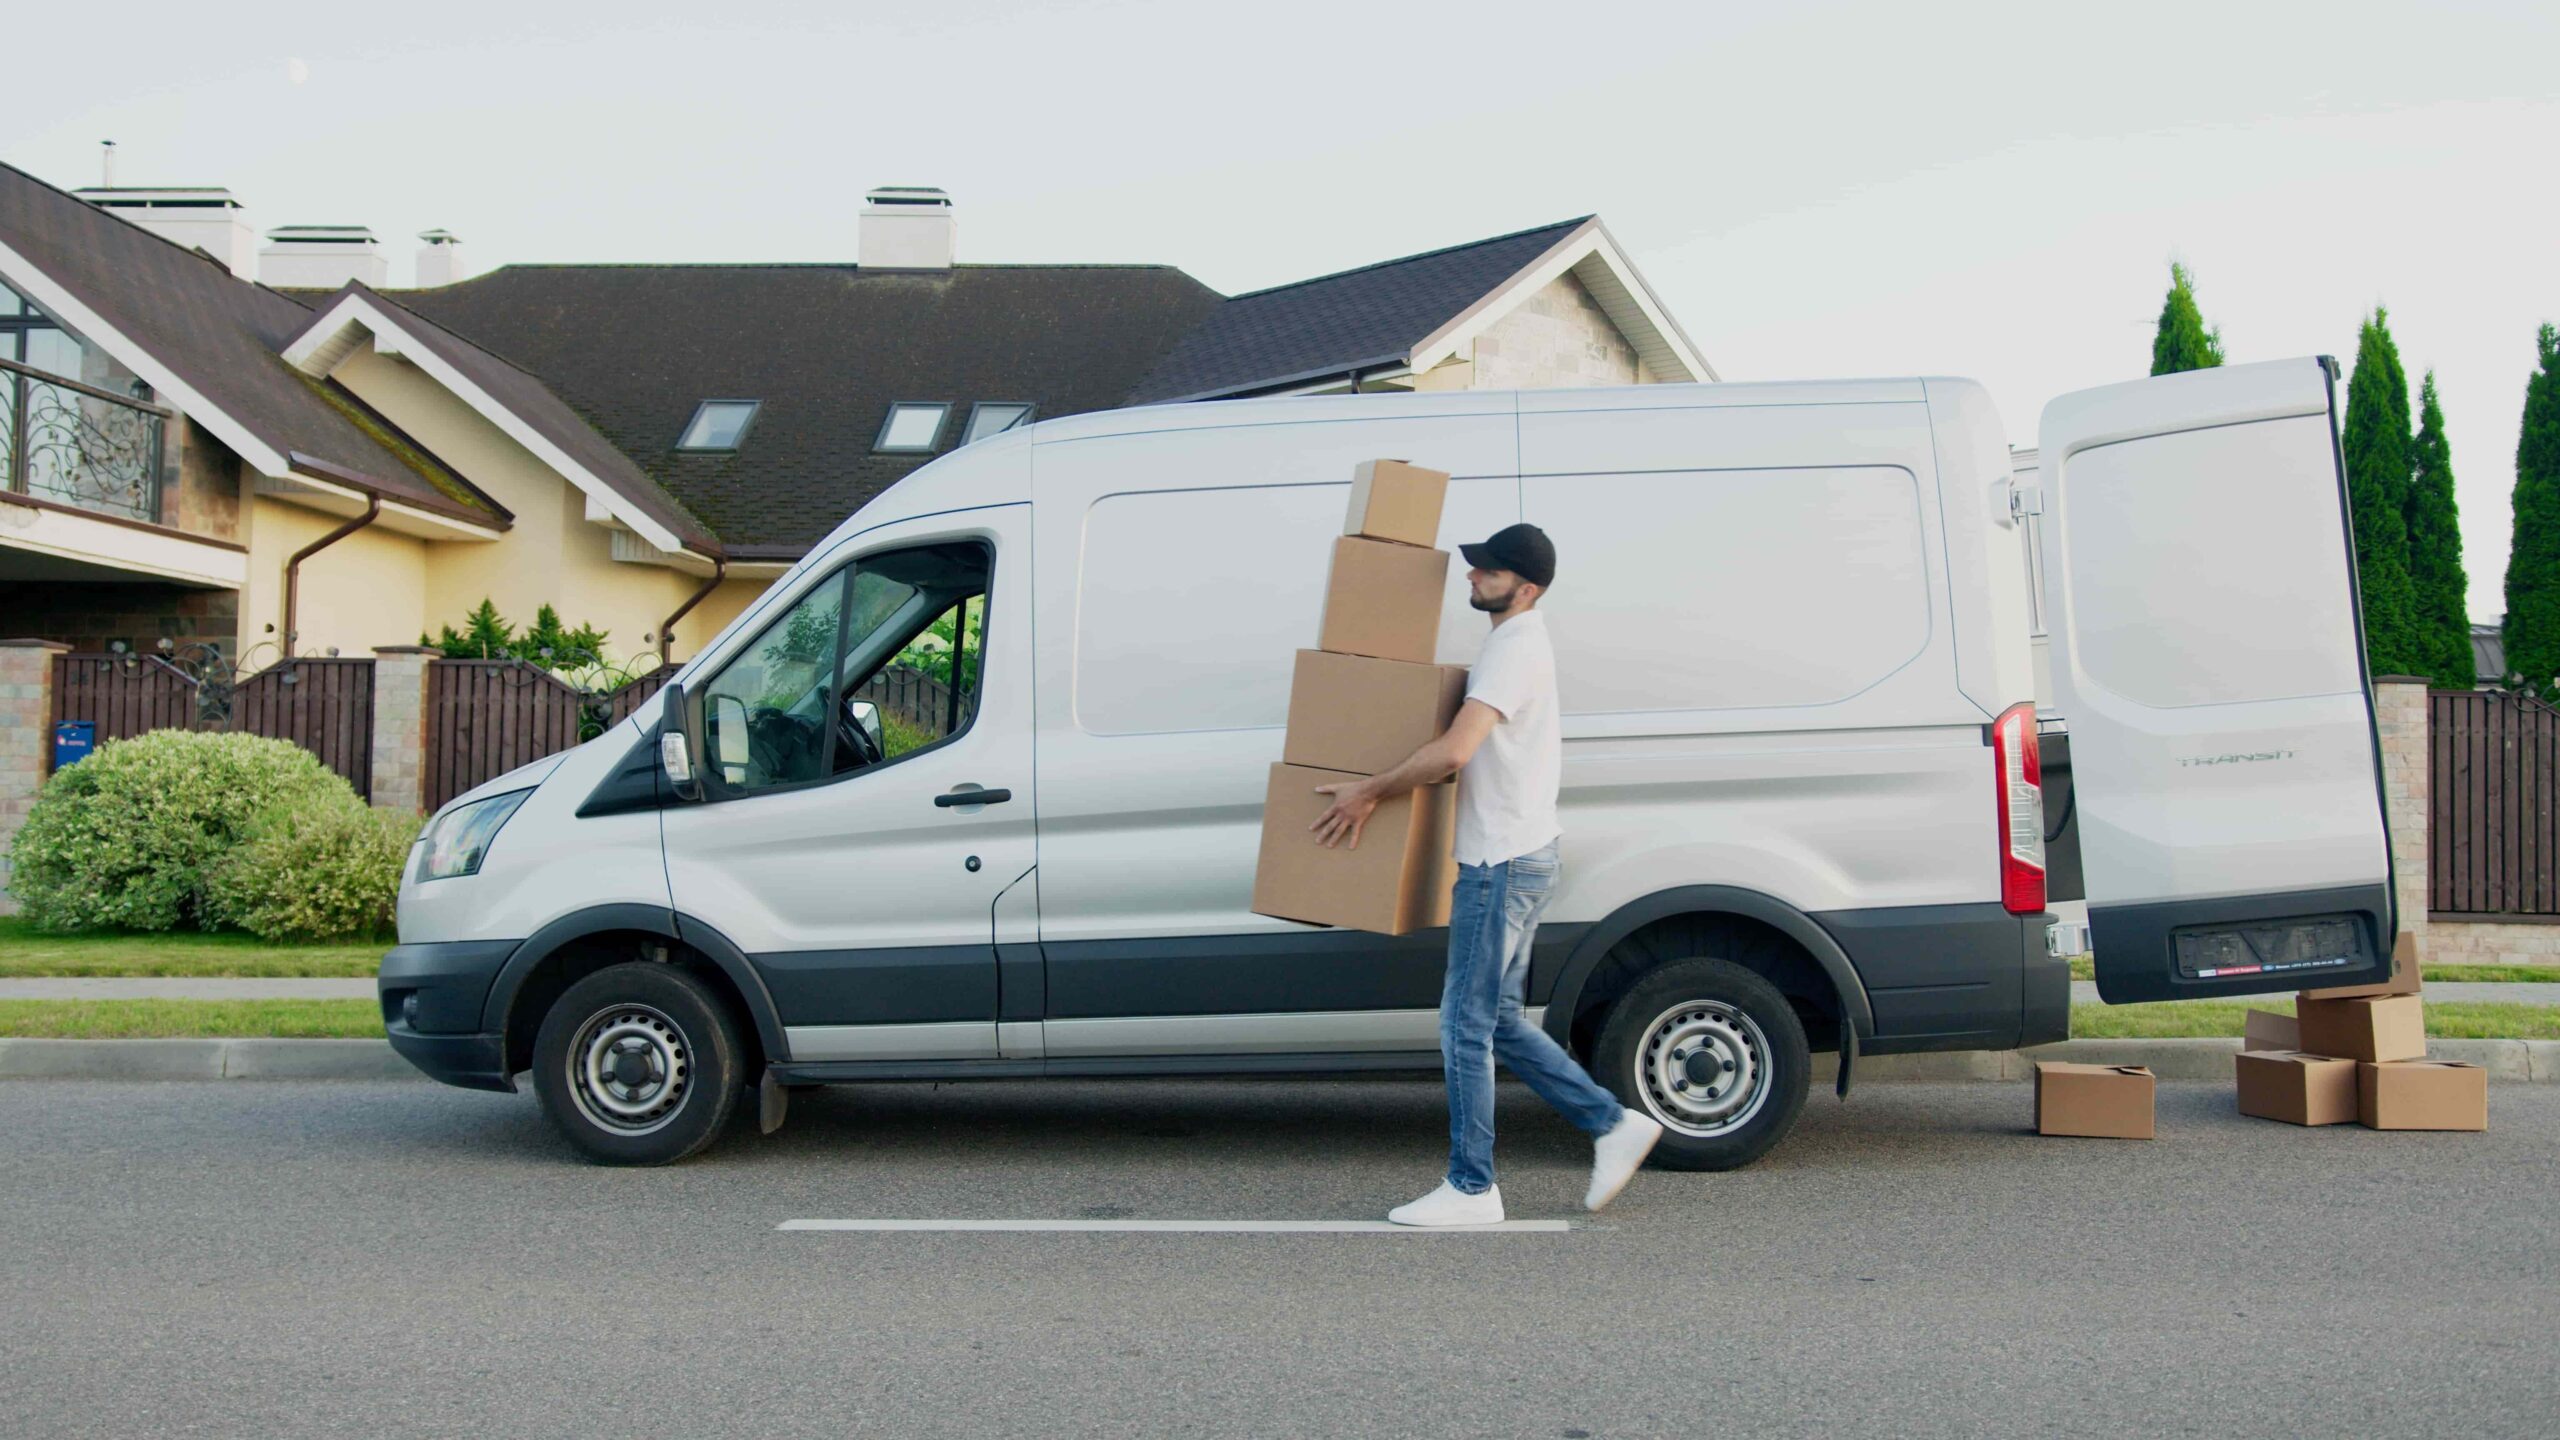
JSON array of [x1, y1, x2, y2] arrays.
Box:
[[8, 731, 362, 932], [207, 802, 421, 942]]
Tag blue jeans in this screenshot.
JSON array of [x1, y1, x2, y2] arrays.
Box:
[[1441, 840, 1624, 1193]]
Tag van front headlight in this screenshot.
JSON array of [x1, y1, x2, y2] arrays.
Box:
[[416, 789, 532, 881]]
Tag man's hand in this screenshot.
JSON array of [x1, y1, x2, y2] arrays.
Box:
[[1309, 778, 1380, 850]]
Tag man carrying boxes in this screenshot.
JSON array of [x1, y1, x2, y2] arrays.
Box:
[[1253, 458, 1662, 1227]]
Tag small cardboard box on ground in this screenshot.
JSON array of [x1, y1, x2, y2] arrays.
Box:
[[1282, 650, 1467, 775], [1252, 763, 1457, 935], [2359, 1060, 2488, 1131], [2301, 930, 2422, 1002], [2235, 1051, 2359, 1126], [1316, 537, 1449, 664], [1342, 460, 1450, 548], [2034, 1062, 2155, 1138], [2294, 992, 2427, 1063]]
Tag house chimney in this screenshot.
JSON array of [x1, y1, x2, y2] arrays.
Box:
[[859, 186, 955, 271], [100, 140, 117, 188], [75, 182, 259, 280], [414, 229, 465, 288], [258, 225, 389, 289]]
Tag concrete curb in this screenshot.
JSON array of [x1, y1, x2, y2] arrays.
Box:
[[2, 1036, 2557, 1083]]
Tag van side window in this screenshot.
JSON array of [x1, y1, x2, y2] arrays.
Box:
[[697, 541, 993, 795]]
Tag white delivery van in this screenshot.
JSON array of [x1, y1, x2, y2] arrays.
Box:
[[382, 357, 2398, 1167]]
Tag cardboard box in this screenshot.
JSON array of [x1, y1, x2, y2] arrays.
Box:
[[2294, 992, 2426, 1063], [1281, 650, 1469, 776], [1251, 762, 1457, 935], [2033, 1062, 2155, 1139], [2243, 1008, 2301, 1054], [1316, 537, 1449, 665], [1343, 459, 1450, 548], [2235, 1050, 2359, 1126], [2358, 1060, 2488, 1131], [2301, 929, 2422, 1001]]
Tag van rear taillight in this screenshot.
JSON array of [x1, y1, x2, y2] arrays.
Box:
[[1992, 701, 2046, 914]]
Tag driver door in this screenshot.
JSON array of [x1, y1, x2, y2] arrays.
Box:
[[662, 506, 1034, 1063]]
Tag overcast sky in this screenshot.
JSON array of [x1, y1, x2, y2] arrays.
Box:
[[13, 0, 2557, 619]]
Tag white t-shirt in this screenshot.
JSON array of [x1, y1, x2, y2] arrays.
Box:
[[1455, 609, 1562, 866]]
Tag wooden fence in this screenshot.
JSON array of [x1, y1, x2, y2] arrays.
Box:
[[2431, 688, 2560, 916], [424, 661, 589, 812], [50, 653, 375, 799]]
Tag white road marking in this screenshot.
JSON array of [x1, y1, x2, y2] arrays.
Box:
[[777, 1218, 1573, 1233]]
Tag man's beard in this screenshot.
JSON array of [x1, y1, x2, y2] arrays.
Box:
[[1468, 583, 1518, 614]]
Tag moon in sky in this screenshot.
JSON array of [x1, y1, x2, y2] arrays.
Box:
[[287, 58, 309, 86]]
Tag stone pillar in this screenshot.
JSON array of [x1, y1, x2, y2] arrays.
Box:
[[371, 646, 437, 816], [0, 640, 71, 915], [2372, 676, 2432, 958]]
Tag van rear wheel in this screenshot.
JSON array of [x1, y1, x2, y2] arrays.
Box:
[[532, 961, 744, 1166], [1591, 957, 1810, 1172]]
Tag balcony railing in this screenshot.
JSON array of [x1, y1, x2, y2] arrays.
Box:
[[1, 354, 169, 525]]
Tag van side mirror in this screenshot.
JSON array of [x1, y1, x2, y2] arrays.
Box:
[[658, 680, 704, 802]]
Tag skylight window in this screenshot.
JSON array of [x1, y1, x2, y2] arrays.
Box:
[[963, 402, 1035, 445], [677, 400, 760, 451], [876, 402, 951, 454]]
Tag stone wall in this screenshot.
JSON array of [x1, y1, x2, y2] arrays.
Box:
[[1466, 273, 1643, 390], [2424, 917, 2560, 967], [0, 641, 69, 914], [0, 580, 238, 656], [2374, 678, 2432, 959], [165, 417, 243, 540]]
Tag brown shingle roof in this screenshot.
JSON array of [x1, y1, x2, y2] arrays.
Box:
[[0, 162, 497, 526]]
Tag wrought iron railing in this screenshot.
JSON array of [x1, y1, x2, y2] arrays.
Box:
[[1, 354, 168, 525]]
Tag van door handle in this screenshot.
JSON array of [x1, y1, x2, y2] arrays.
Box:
[[934, 786, 1012, 808]]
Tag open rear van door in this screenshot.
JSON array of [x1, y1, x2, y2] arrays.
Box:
[[2038, 357, 2395, 1003]]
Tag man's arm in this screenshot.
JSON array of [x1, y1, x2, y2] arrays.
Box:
[[1307, 699, 1503, 849]]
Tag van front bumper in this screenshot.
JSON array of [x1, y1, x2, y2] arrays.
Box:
[[379, 939, 522, 1092]]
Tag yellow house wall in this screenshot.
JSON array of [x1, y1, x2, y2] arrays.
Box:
[[674, 576, 778, 656], [239, 494, 429, 661], [330, 346, 704, 668]]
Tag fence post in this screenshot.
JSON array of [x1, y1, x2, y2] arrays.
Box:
[[0, 640, 71, 915], [371, 646, 438, 817], [2373, 676, 2431, 959]]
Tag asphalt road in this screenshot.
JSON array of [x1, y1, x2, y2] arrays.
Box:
[[1, 1077, 2554, 1439]]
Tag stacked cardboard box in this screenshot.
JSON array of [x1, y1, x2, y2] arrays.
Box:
[[1251, 460, 1466, 936], [2234, 933, 2487, 1131]]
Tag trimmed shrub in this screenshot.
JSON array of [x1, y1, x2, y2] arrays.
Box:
[[8, 730, 361, 932], [207, 801, 421, 942]]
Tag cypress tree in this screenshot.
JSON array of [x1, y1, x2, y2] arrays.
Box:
[[2342, 308, 2421, 675], [2149, 262, 2227, 375], [2505, 325, 2560, 695], [2404, 372, 2474, 688]]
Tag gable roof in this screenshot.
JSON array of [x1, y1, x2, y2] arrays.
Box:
[[0, 161, 500, 534], [384, 264, 1224, 553], [1124, 216, 1713, 403], [282, 282, 719, 557]]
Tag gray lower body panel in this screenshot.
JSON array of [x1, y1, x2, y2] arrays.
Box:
[[1811, 902, 2049, 1055]]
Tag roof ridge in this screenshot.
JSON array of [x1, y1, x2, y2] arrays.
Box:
[[400, 261, 1201, 278], [1224, 217, 1593, 301]]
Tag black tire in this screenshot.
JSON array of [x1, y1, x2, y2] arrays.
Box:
[[531, 961, 745, 1166], [1590, 957, 1811, 1172]]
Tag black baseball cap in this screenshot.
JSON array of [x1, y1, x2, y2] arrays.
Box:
[[1459, 523, 1557, 588]]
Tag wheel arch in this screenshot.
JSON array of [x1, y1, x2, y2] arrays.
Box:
[[480, 904, 789, 1075], [1542, 886, 1875, 1054]]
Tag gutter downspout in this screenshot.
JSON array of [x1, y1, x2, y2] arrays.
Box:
[[283, 495, 381, 658], [659, 558, 727, 667]]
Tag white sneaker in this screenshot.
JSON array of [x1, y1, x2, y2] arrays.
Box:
[[1387, 1181, 1505, 1227], [1585, 1108, 1664, 1212]]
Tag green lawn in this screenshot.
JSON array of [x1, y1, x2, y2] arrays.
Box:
[[0, 919, 383, 978], [0, 998, 382, 1039], [2068, 999, 2560, 1040], [2063, 956, 2555, 984]]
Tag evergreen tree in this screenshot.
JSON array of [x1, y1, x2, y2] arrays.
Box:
[[2404, 372, 2474, 688], [2149, 262, 2227, 376], [2505, 325, 2560, 695], [2342, 308, 2421, 674], [427, 599, 515, 660]]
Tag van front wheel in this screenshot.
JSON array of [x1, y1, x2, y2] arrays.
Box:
[[532, 962, 744, 1166], [1591, 957, 1810, 1172]]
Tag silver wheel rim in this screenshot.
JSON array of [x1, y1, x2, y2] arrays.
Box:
[[566, 1002, 691, 1137], [1633, 999, 1772, 1138]]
